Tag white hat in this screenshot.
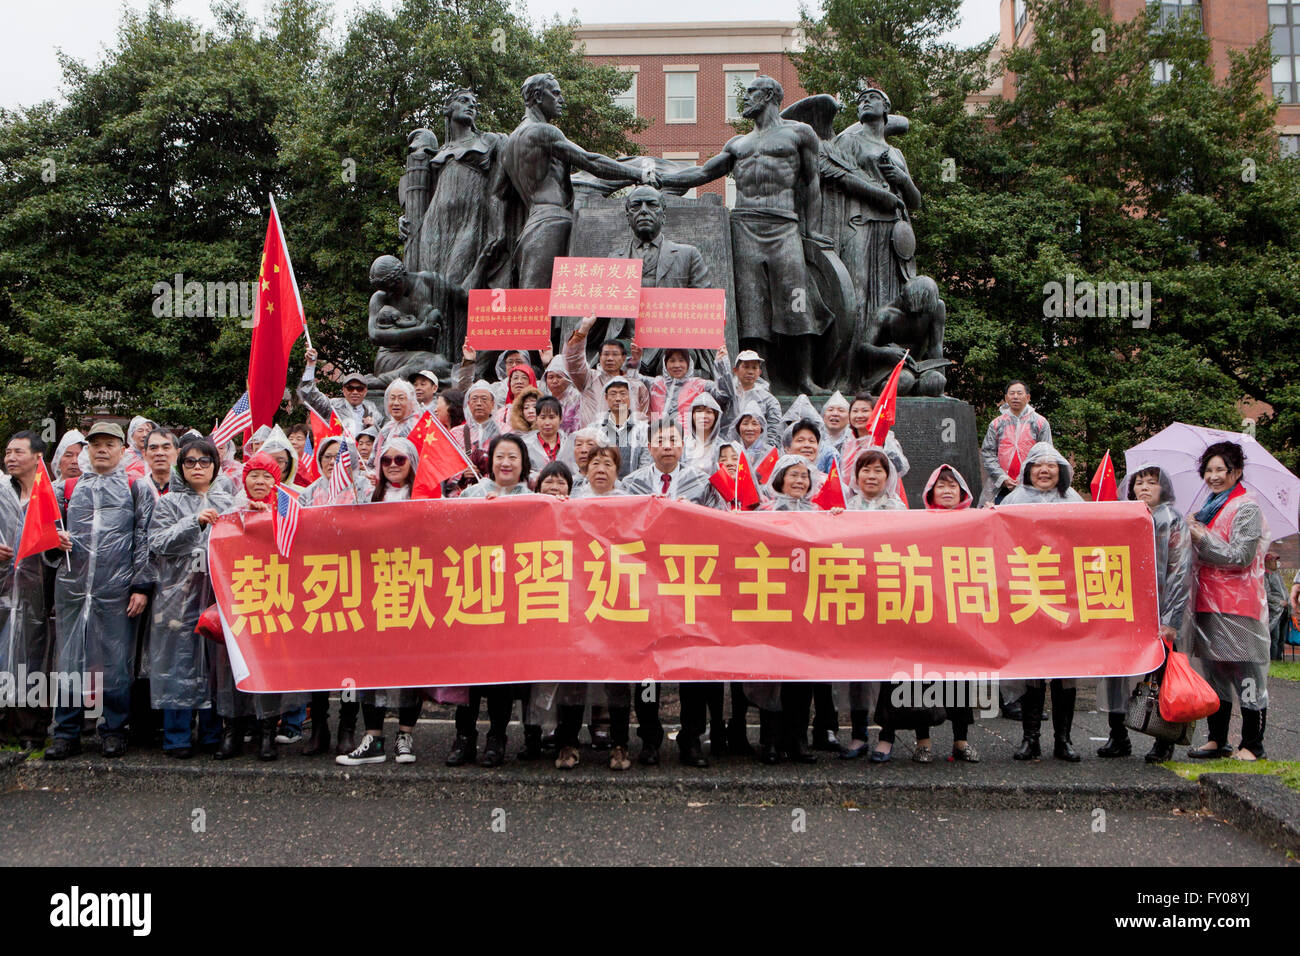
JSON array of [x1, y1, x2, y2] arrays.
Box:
[[412, 370, 440, 389], [733, 349, 764, 366]]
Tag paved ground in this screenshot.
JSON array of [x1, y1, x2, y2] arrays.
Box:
[[0, 788, 1287, 866]]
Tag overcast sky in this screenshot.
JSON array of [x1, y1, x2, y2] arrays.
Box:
[[1, 0, 1002, 111]]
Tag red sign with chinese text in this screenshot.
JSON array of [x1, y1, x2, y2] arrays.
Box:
[[548, 257, 642, 318], [634, 288, 726, 348], [466, 289, 552, 350], [208, 499, 1164, 693]]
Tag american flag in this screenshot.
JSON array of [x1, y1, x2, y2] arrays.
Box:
[[328, 439, 354, 501], [211, 392, 253, 448], [272, 483, 301, 556]]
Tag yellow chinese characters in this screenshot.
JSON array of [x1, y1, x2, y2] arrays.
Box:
[[802, 544, 866, 625], [301, 551, 365, 633], [941, 546, 999, 623], [733, 542, 792, 622], [584, 540, 649, 622], [873, 543, 933, 624], [1073, 546, 1134, 622], [1007, 545, 1069, 624], [514, 540, 573, 623], [229, 554, 294, 636], [658, 544, 720, 624], [442, 544, 506, 626], [372, 547, 438, 631]]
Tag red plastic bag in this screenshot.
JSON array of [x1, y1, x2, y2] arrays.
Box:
[[195, 604, 224, 644], [1158, 649, 1219, 723]]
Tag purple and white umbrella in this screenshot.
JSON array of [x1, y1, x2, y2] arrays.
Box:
[[1125, 423, 1300, 538]]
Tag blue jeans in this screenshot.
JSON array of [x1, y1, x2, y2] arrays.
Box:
[[52, 685, 130, 742], [280, 705, 306, 735], [163, 708, 222, 751]]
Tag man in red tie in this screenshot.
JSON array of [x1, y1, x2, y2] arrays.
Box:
[[620, 419, 727, 767]]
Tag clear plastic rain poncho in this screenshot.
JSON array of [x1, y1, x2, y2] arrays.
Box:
[[1186, 477, 1271, 711], [51, 460, 156, 702], [257, 424, 300, 485], [845, 446, 905, 510], [147, 468, 235, 709], [760, 454, 818, 512], [1096, 463, 1192, 713], [0, 478, 52, 684], [727, 399, 775, 469], [683, 391, 725, 471], [996, 441, 1080, 701], [299, 435, 371, 506]]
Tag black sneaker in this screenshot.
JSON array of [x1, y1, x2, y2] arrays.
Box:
[[394, 731, 416, 764], [335, 734, 386, 765], [43, 738, 82, 760]]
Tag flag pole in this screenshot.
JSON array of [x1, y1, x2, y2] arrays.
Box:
[[269, 194, 312, 352]]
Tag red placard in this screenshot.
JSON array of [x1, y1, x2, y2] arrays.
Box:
[[634, 287, 726, 348], [209, 498, 1164, 693], [548, 257, 642, 318], [466, 289, 552, 349]]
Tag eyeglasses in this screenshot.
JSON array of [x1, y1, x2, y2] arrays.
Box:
[[321, 453, 339, 464], [181, 457, 214, 467], [380, 455, 408, 467], [343, 383, 367, 392]]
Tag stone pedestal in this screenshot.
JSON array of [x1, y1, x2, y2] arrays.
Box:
[[890, 396, 981, 508]]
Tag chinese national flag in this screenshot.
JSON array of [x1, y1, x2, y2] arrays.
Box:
[[708, 466, 735, 504], [16, 468, 62, 561], [411, 414, 473, 499], [1091, 450, 1118, 502], [309, 407, 344, 448], [812, 457, 847, 511], [248, 196, 308, 430], [865, 353, 907, 447], [756, 446, 781, 485], [733, 451, 762, 510]]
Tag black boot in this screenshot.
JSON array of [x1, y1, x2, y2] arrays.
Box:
[[259, 717, 279, 761], [1051, 685, 1081, 762], [1097, 711, 1131, 757], [757, 710, 780, 765], [214, 718, 244, 760], [519, 724, 542, 760], [710, 721, 729, 758], [726, 716, 754, 757], [445, 732, 477, 767], [1239, 708, 1266, 760], [1145, 739, 1175, 763], [302, 697, 331, 755], [335, 710, 357, 757], [782, 713, 817, 764], [1014, 685, 1044, 760]]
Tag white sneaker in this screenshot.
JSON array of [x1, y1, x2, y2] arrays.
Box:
[[275, 729, 303, 745], [335, 734, 386, 765], [394, 731, 416, 764]]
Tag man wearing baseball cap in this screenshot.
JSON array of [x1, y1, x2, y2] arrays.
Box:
[[298, 346, 387, 435], [731, 349, 783, 446], [45, 421, 156, 760], [411, 369, 440, 415]]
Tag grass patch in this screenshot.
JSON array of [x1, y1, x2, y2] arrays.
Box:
[[1270, 660, 1300, 682], [1164, 759, 1300, 793]]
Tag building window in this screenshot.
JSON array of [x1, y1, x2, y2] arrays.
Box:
[[1281, 134, 1300, 158], [1014, 1, 1027, 36], [663, 152, 698, 198], [613, 70, 637, 116], [1154, 0, 1201, 30], [725, 70, 757, 122], [1270, 3, 1299, 104], [665, 71, 697, 124]]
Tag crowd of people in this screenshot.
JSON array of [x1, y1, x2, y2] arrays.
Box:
[[0, 325, 1286, 773]]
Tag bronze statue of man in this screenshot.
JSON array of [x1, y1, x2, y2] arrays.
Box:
[[860, 275, 949, 397], [604, 185, 712, 373], [498, 73, 655, 296], [661, 75, 828, 393]]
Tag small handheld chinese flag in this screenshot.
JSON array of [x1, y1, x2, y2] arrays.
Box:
[[756, 446, 781, 485], [865, 352, 907, 447], [406, 411, 433, 450], [247, 195, 309, 430], [16, 468, 62, 561], [812, 458, 847, 511], [708, 465, 735, 504], [1090, 450, 1118, 502], [308, 407, 344, 448], [411, 414, 473, 499], [734, 451, 762, 510]]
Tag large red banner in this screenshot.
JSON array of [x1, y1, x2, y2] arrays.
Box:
[[208, 498, 1164, 693]]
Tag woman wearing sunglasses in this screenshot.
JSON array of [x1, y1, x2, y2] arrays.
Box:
[[335, 438, 425, 766]]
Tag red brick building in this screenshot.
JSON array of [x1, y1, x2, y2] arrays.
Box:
[[997, 0, 1300, 154], [574, 21, 809, 201]]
